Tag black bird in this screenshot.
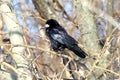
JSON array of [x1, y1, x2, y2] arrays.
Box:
[[45, 19, 87, 58]]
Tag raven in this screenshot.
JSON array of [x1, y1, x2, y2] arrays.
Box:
[[45, 19, 87, 58]]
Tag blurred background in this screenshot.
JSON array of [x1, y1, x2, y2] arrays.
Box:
[[0, 0, 120, 80]]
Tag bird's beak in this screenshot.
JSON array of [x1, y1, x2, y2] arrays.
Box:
[[44, 24, 49, 28], [40, 24, 50, 30]]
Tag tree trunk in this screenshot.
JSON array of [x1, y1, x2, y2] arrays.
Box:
[[74, 0, 101, 79], [106, 0, 113, 35], [0, 1, 33, 80]]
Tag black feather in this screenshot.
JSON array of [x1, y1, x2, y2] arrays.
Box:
[[45, 19, 87, 58]]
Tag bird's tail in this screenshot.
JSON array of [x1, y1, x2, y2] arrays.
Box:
[[69, 45, 87, 58]]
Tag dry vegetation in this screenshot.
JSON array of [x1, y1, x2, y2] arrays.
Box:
[[0, 0, 120, 80]]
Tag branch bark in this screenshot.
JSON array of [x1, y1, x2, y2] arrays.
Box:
[[32, 0, 56, 20]]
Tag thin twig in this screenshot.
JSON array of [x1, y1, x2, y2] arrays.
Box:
[[0, 43, 72, 59], [59, 58, 72, 80], [0, 61, 18, 75], [95, 66, 120, 76]]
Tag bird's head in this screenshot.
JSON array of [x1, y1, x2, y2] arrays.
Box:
[[45, 19, 60, 28]]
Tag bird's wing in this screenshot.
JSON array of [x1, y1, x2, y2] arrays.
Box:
[[50, 27, 78, 46], [50, 28, 66, 44]]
